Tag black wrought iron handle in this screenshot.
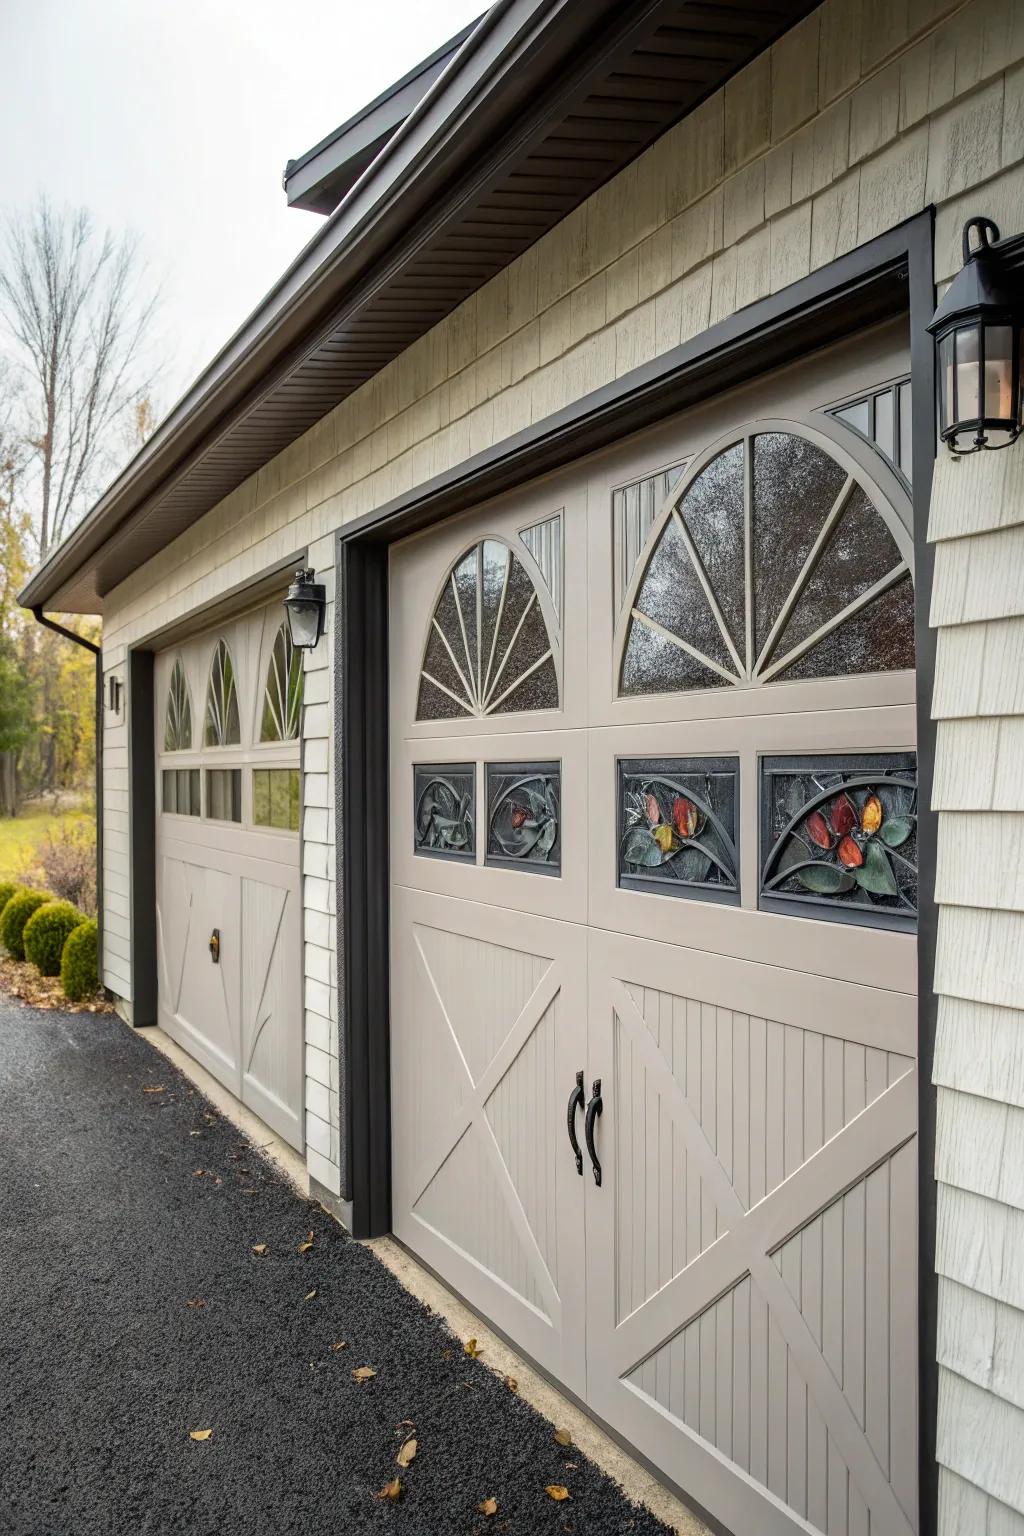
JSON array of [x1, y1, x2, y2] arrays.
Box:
[[566, 1070, 585, 1175], [584, 1078, 603, 1186]]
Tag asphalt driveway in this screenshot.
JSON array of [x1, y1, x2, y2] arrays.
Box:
[[0, 998, 672, 1536]]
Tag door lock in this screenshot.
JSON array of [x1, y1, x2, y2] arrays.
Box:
[[209, 928, 220, 964]]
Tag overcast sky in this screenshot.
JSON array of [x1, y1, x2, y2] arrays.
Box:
[[0, 0, 484, 412]]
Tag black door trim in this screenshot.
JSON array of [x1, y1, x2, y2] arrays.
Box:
[[337, 206, 938, 1530]]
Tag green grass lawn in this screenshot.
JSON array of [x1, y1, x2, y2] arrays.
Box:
[[0, 805, 94, 883]]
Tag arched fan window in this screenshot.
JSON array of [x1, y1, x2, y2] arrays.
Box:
[[617, 427, 914, 697], [163, 657, 192, 751], [416, 539, 559, 720], [260, 623, 303, 742], [204, 638, 241, 746]]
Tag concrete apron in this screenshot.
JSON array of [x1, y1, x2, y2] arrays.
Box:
[[138, 1018, 709, 1536]]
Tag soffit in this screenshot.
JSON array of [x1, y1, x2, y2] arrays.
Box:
[[26, 0, 816, 614]]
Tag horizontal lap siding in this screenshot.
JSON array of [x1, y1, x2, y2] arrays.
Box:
[[94, 0, 1024, 1387], [930, 355, 1024, 1523]]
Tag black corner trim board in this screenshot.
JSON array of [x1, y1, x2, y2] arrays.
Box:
[[128, 651, 157, 1027], [336, 212, 937, 1522]]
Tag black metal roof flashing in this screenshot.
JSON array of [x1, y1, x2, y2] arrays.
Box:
[[283, 19, 482, 215], [19, 0, 817, 617]]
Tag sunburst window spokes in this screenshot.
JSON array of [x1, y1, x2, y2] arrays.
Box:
[[618, 427, 914, 698], [163, 657, 193, 752], [204, 638, 241, 747], [416, 538, 560, 721], [260, 623, 302, 742]]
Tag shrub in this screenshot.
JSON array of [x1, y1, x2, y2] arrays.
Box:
[[61, 918, 99, 1002], [0, 881, 17, 921], [0, 888, 54, 960], [23, 899, 88, 977], [33, 821, 97, 917]]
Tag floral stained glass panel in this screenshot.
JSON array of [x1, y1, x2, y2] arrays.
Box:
[[414, 764, 475, 860], [618, 757, 739, 903], [485, 763, 560, 875], [760, 753, 918, 929]]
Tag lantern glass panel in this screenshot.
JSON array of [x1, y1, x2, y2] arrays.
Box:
[[286, 599, 321, 649], [984, 324, 1014, 426], [939, 332, 955, 435], [954, 326, 981, 422]]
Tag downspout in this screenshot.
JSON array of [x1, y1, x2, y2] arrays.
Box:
[[30, 608, 103, 976]]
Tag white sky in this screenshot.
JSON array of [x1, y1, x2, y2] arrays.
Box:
[[0, 0, 485, 412]]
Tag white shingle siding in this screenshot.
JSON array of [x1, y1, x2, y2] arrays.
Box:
[[95, 0, 1024, 1473]]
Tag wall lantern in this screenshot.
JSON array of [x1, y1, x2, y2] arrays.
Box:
[[283, 568, 326, 650], [927, 216, 1023, 454]]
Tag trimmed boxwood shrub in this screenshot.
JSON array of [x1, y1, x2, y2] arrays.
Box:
[[23, 899, 88, 977], [61, 918, 99, 1002], [0, 888, 54, 960], [0, 881, 17, 921]]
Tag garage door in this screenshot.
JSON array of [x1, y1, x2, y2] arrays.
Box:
[[389, 324, 919, 1536], [155, 602, 304, 1151]]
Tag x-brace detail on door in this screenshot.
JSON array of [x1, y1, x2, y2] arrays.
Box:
[[411, 932, 563, 1323], [611, 980, 917, 1536]]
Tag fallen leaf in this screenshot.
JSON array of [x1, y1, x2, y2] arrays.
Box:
[[189, 1429, 213, 1442], [553, 1428, 572, 1447], [545, 1485, 570, 1502], [351, 1366, 377, 1382], [193, 1169, 205, 1177], [330, 1341, 348, 1352], [464, 1337, 482, 1359], [396, 1437, 417, 1468], [304, 1289, 317, 1301], [142, 1086, 165, 1094], [442, 1349, 453, 1362], [504, 1376, 518, 1393], [298, 1241, 314, 1255], [185, 1298, 206, 1309], [252, 1243, 267, 1255], [189, 1130, 202, 1137], [376, 1478, 402, 1502], [478, 1497, 498, 1516], [396, 1419, 415, 1430]]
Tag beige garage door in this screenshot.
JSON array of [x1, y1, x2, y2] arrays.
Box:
[[155, 601, 304, 1151], [389, 322, 919, 1536]]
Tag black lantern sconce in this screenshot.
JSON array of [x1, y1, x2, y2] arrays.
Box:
[[283, 568, 326, 650], [927, 217, 1023, 454]]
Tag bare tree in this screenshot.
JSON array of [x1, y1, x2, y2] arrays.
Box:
[[0, 197, 160, 556]]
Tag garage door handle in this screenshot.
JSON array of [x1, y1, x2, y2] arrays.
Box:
[[585, 1079, 603, 1187], [566, 1070, 585, 1176]]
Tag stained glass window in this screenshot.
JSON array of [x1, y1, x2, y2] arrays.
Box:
[[485, 763, 560, 874], [618, 429, 914, 697], [759, 753, 917, 929], [260, 624, 303, 742], [414, 765, 475, 860], [204, 639, 241, 747], [618, 758, 739, 903], [164, 658, 192, 751], [416, 540, 559, 720]]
